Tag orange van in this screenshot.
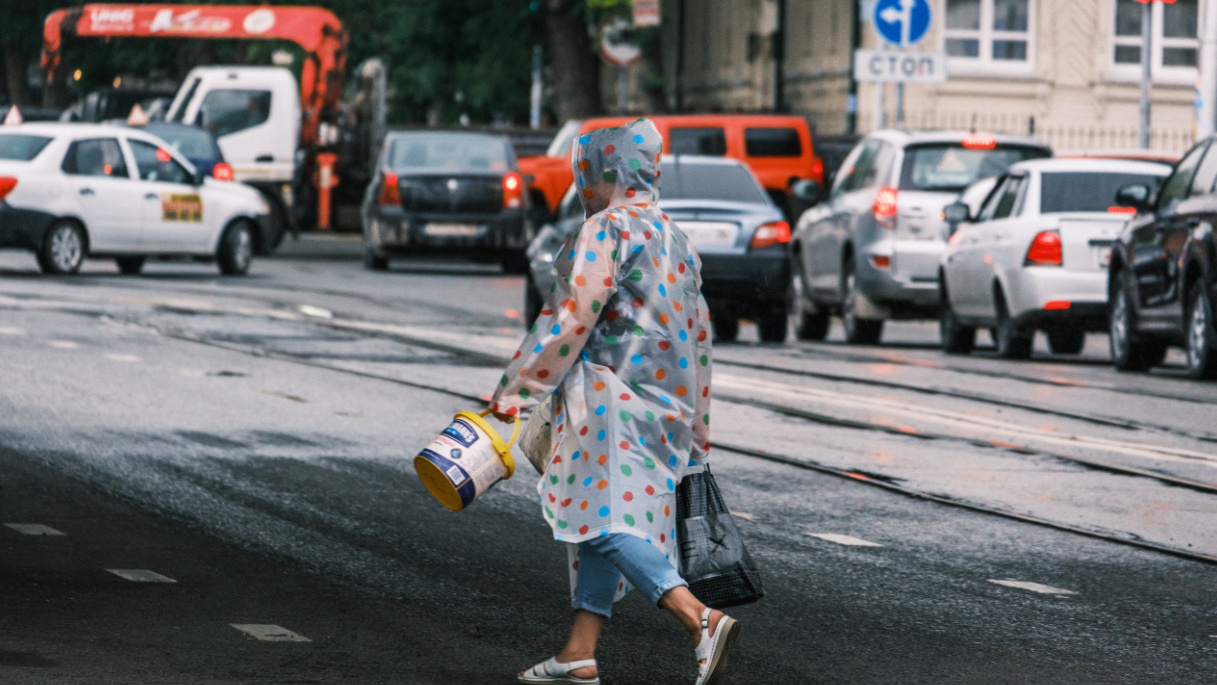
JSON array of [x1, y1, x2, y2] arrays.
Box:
[[520, 114, 825, 216]]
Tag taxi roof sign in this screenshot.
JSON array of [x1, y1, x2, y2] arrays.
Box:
[[3, 105, 23, 126], [126, 103, 149, 126]]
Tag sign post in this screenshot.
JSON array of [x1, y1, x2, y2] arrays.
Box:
[[863, 0, 941, 128]]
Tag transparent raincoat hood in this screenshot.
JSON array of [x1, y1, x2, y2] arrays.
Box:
[[572, 118, 663, 213]]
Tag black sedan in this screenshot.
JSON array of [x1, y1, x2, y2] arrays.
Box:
[[361, 130, 532, 273], [1108, 137, 1217, 379], [525, 155, 791, 342]]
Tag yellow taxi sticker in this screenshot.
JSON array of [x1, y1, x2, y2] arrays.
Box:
[[162, 193, 203, 222]]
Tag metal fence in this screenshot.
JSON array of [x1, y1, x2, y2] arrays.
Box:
[[805, 108, 1197, 155]]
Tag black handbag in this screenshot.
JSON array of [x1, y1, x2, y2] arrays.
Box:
[[675, 463, 764, 608]]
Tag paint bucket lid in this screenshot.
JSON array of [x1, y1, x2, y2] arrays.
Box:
[[414, 456, 465, 511]]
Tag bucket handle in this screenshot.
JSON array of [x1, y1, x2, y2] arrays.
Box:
[[479, 409, 520, 449]]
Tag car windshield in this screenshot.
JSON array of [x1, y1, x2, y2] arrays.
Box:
[[660, 161, 770, 204], [386, 133, 510, 171], [0, 133, 53, 161], [143, 125, 219, 159], [1040, 171, 1166, 213], [901, 143, 1049, 192]]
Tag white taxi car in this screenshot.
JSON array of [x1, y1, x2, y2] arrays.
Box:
[[0, 123, 269, 275]]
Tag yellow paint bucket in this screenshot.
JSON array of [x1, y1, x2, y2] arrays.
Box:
[[414, 410, 518, 511]]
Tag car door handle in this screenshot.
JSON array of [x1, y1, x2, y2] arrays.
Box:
[[78, 188, 95, 196], [255, 154, 274, 162], [144, 193, 159, 200]]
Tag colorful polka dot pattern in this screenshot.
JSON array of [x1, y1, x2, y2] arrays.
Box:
[[490, 119, 714, 584], [572, 118, 662, 212]]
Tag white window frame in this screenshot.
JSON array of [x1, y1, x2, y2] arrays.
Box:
[[1109, 0, 1200, 86], [940, 0, 1037, 78]]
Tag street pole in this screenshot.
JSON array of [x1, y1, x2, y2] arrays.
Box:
[[1198, 0, 1217, 139], [618, 66, 628, 115], [1139, 1, 1153, 149], [529, 44, 542, 130]]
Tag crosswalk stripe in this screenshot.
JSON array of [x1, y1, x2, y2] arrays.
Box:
[[106, 569, 177, 583], [5, 523, 66, 536], [807, 533, 883, 547], [231, 624, 311, 642], [988, 579, 1077, 595]]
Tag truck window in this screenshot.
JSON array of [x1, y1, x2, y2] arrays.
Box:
[[669, 127, 727, 156], [198, 89, 272, 138], [168, 78, 202, 124], [62, 138, 129, 179], [129, 139, 193, 184], [744, 127, 802, 157]]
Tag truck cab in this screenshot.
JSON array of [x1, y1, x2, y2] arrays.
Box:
[[165, 67, 300, 250]]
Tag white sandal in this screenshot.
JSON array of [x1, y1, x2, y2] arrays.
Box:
[[518, 656, 600, 684], [694, 607, 740, 685]]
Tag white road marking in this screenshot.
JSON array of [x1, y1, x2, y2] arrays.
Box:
[[988, 579, 1077, 595], [48, 340, 79, 349], [231, 624, 311, 642], [733, 511, 757, 521], [5, 523, 66, 536], [298, 305, 333, 319], [105, 353, 141, 363], [178, 369, 206, 378], [0, 326, 26, 336], [106, 569, 177, 583], [807, 533, 883, 547]]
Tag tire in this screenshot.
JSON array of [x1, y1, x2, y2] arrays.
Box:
[[1109, 274, 1164, 371], [758, 307, 789, 343], [37, 220, 86, 275], [115, 257, 145, 275], [790, 255, 829, 341], [363, 246, 389, 271], [842, 260, 883, 344], [713, 316, 739, 343], [524, 277, 544, 327], [938, 282, 975, 355], [217, 221, 253, 276], [994, 292, 1032, 360], [1047, 328, 1086, 355], [1185, 281, 1217, 380]]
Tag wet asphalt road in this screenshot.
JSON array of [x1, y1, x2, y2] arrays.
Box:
[[2, 235, 1216, 684]]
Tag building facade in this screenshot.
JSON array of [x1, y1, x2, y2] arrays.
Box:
[[652, 0, 1202, 153]]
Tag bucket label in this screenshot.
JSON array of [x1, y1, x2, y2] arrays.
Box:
[[446, 464, 466, 485], [442, 419, 479, 447], [450, 448, 463, 460]]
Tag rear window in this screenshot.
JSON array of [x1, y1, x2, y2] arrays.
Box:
[[744, 127, 802, 157], [661, 161, 769, 204], [0, 134, 53, 161], [900, 144, 1049, 192], [386, 134, 510, 171], [669, 127, 727, 156], [1040, 172, 1165, 213]]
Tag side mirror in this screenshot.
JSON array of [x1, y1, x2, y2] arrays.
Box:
[[1114, 183, 1152, 213], [791, 179, 822, 205], [943, 202, 971, 224], [193, 169, 206, 186]]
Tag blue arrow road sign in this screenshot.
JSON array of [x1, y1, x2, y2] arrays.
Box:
[[874, 0, 931, 47]]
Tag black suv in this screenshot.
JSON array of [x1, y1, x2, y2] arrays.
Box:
[[1108, 138, 1217, 379]]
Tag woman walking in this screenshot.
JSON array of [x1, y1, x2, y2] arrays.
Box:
[[489, 118, 739, 685]]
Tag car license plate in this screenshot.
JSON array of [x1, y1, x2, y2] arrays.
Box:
[[679, 221, 737, 247], [424, 223, 481, 237]]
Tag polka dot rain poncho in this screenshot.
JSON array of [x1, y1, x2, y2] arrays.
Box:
[[490, 118, 712, 596]]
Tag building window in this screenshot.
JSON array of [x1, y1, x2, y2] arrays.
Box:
[[944, 0, 1033, 73], [1112, 0, 1198, 81]]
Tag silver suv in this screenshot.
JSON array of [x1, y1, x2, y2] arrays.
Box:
[[788, 130, 1051, 343]]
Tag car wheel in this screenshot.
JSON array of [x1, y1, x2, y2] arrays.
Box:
[[842, 260, 882, 344], [713, 316, 739, 343], [1109, 274, 1162, 371], [994, 291, 1032, 360], [1047, 328, 1085, 355], [115, 257, 145, 276], [758, 306, 788, 343], [938, 282, 975, 355], [524, 277, 544, 327], [217, 221, 253, 276], [1185, 281, 1217, 380], [38, 220, 86, 275], [790, 256, 829, 341], [363, 246, 389, 271]]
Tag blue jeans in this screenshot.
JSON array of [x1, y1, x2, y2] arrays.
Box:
[[572, 533, 687, 618]]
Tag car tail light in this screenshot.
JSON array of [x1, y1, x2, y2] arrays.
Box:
[[870, 255, 891, 269], [502, 171, 523, 209], [378, 172, 402, 206], [211, 162, 234, 181], [1025, 230, 1062, 266], [961, 134, 997, 150], [0, 177, 16, 201], [1044, 300, 1072, 310], [873, 187, 898, 229], [750, 220, 791, 249], [811, 157, 825, 184], [1108, 205, 1136, 215]]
